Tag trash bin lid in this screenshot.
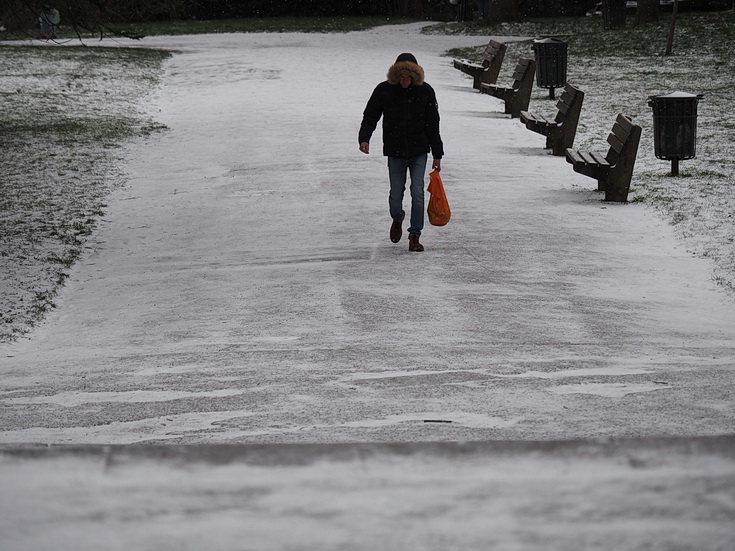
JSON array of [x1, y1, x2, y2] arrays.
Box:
[[533, 37, 566, 43], [650, 91, 703, 99], [660, 91, 700, 98]]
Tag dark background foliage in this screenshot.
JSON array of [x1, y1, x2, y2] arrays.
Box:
[[3, 0, 731, 33]]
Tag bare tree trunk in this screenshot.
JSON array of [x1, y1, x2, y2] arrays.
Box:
[[666, 0, 679, 55], [486, 0, 521, 23], [635, 0, 659, 25], [388, 0, 423, 16]]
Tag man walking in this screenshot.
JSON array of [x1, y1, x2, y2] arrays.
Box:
[[359, 53, 444, 252]]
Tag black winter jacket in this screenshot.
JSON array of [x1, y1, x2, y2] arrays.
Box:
[[359, 63, 444, 160]]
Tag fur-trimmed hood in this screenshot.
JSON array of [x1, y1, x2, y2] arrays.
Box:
[[387, 60, 425, 86]]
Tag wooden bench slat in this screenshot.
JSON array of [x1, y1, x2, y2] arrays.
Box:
[[615, 113, 634, 133], [565, 148, 585, 165], [484, 42, 502, 57], [567, 149, 610, 168], [607, 131, 625, 154], [454, 59, 480, 68], [559, 89, 574, 104], [511, 59, 532, 80], [611, 121, 631, 142], [565, 113, 641, 202], [579, 150, 598, 165], [527, 113, 554, 126], [590, 151, 610, 166]]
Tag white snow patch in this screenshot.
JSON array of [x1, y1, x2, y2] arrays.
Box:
[[0, 410, 257, 445], [1, 389, 245, 407], [550, 382, 672, 398]]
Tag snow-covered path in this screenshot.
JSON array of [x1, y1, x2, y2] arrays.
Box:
[[1, 437, 733, 551], [1, 25, 734, 446]]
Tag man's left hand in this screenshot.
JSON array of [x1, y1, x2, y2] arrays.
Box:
[[432, 158, 441, 172]]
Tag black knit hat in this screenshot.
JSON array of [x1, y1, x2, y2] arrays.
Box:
[[395, 53, 418, 64]]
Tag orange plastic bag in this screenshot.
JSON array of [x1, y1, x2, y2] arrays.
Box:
[[426, 170, 451, 226]]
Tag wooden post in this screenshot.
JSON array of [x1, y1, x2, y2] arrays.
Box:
[[666, 0, 679, 55]]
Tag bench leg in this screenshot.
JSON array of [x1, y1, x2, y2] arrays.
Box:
[[604, 173, 631, 202], [547, 130, 567, 156], [502, 97, 513, 115], [605, 187, 629, 202], [597, 175, 630, 201], [551, 134, 570, 156], [601, 167, 633, 201]]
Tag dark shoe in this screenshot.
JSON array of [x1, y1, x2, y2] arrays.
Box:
[[390, 212, 405, 243], [408, 234, 424, 252]]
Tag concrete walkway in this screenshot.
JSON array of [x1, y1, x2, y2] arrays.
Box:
[[1, 25, 734, 549]]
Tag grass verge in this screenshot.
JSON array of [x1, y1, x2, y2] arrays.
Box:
[[0, 45, 171, 341]]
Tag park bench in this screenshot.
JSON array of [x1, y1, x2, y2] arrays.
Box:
[[479, 58, 536, 118], [565, 113, 642, 202], [452, 40, 507, 90], [520, 83, 585, 156]]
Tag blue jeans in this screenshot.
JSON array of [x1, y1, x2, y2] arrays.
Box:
[[388, 154, 427, 236]]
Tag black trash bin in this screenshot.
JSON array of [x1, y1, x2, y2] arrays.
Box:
[[532, 37, 568, 99], [602, 0, 626, 30], [648, 91, 703, 175]]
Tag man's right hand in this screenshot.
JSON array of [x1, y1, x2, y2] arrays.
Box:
[[359, 142, 370, 154]]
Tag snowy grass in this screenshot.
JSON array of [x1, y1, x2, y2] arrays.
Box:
[[437, 10, 734, 294], [0, 45, 170, 341], [0, 11, 733, 342]]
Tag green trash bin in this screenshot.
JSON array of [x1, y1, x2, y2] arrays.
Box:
[[532, 37, 568, 99], [648, 91, 703, 175]]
